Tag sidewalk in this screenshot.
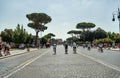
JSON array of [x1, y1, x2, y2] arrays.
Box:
[[110, 48, 120, 51], [0, 48, 38, 59]]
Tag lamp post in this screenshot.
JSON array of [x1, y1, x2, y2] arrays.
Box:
[[112, 8, 120, 33]]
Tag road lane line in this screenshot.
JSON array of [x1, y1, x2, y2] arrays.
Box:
[[3, 50, 49, 78], [78, 52, 120, 72]]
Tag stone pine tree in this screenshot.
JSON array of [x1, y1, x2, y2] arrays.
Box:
[[67, 30, 82, 38], [42, 33, 55, 43], [67, 30, 82, 42], [76, 22, 95, 42], [47, 33, 55, 39], [76, 22, 95, 31], [26, 13, 52, 47], [94, 27, 107, 39]]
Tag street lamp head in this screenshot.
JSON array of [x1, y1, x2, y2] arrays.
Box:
[[112, 14, 115, 21], [112, 8, 120, 34], [118, 8, 120, 21], [112, 17, 115, 21], [118, 14, 120, 21]]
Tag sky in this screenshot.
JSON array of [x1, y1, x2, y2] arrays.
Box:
[[0, 0, 120, 40]]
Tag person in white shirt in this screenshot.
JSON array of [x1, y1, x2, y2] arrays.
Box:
[[73, 42, 77, 54], [52, 43, 57, 55], [87, 43, 91, 51], [98, 43, 103, 52]]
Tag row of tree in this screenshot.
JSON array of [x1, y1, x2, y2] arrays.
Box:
[[0, 24, 56, 48], [0, 12, 54, 48], [67, 22, 120, 44], [0, 24, 33, 47]]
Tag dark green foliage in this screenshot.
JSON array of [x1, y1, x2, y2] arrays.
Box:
[[25, 34, 33, 44], [42, 33, 55, 40], [40, 37, 47, 46], [67, 21, 120, 44], [94, 38, 114, 44], [13, 24, 27, 44], [94, 27, 107, 39], [47, 33, 55, 38], [26, 13, 51, 25], [0, 24, 33, 45], [1, 29, 14, 43], [67, 30, 82, 34], [76, 22, 95, 31], [26, 13, 51, 31], [26, 13, 52, 47], [80, 31, 94, 42]]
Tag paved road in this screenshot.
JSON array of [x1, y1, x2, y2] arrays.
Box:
[[78, 47, 120, 71], [0, 48, 48, 78], [1, 45, 120, 78]]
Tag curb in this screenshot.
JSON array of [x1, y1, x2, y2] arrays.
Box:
[[110, 49, 120, 51]]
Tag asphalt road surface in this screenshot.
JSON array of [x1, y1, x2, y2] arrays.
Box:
[[1, 46, 120, 78]]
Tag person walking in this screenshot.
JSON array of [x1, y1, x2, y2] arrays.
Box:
[[7, 43, 11, 55], [4, 43, 11, 56]]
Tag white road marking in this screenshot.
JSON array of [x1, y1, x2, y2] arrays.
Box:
[[3, 50, 49, 78]]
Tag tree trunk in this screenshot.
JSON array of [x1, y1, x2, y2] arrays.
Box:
[[35, 31, 39, 48]]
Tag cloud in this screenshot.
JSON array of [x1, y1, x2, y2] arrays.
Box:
[[81, 0, 94, 6], [48, 3, 68, 15], [70, 0, 94, 8]]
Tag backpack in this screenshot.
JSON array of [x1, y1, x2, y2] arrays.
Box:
[[65, 44, 68, 49]]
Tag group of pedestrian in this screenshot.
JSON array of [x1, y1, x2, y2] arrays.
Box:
[[52, 41, 77, 55], [0, 42, 11, 57], [82, 43, 104, 52]]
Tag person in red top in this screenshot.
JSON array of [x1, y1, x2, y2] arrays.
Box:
[[117, 43, 120, 49], [6, 44, 11, 55], [4, 43, 10, 56]]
